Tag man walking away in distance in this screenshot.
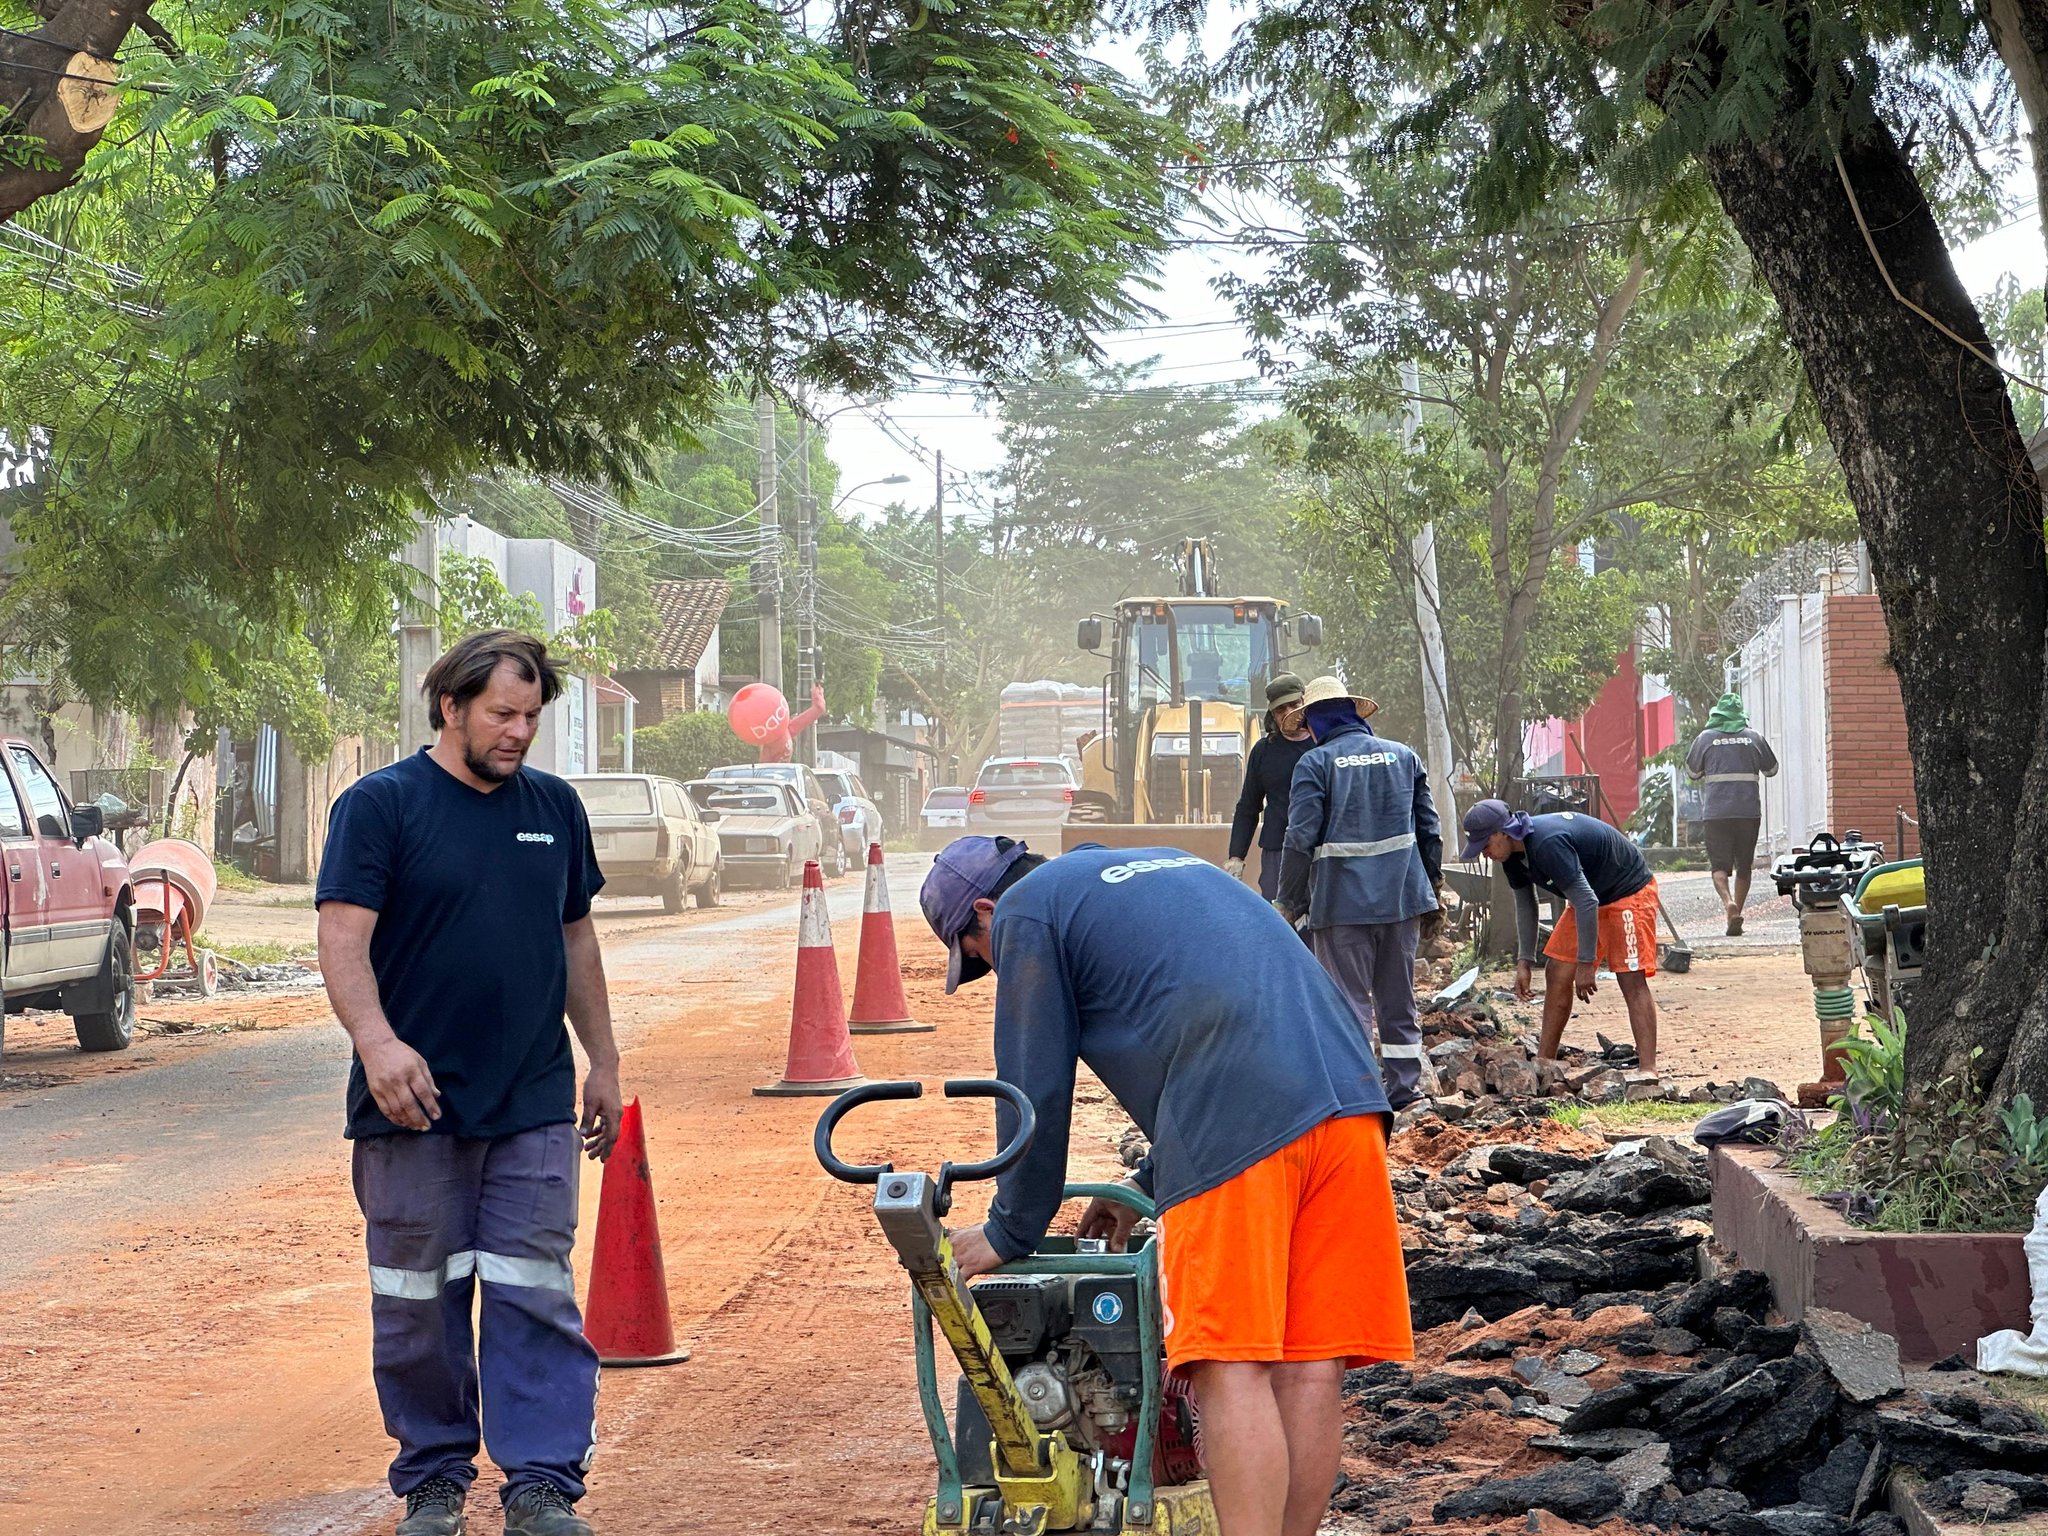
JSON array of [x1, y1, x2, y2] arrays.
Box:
[[1226, 672, 1314, 899], [1274, 675, 1442, 1110], [1684, 692, 1779, 936], [1462, 799, 1661, 1073], [318, 629, 622, 1536]]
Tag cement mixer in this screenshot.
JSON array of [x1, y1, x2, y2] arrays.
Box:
[[130, 839, 218, 996]]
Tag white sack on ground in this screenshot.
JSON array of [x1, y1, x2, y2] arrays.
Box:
[[1978, 1185, 2048, 1374]]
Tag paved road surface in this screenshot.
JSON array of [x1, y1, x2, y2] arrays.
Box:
[[1656, 868, 1798, 952], [0, 848, 1818, 1536], [0, 864, 900, 1289]]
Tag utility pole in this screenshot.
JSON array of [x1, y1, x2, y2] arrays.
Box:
[[755, 391, 783, 695], [398, 518, 441, 755], [1402, 359, 1459, 826], [933, 451, 946, 778], [794, 408, 818, 766]]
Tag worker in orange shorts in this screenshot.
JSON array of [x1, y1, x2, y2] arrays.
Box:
[[923, 836, 1413, 1536], [1460, 799, 1662, 1071]]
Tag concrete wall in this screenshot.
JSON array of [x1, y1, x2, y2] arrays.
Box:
[[437, 515, 601, 777], [0, 691, 222, 856], [1821, 595, 1919, 857], [277, 734, 396, 883]]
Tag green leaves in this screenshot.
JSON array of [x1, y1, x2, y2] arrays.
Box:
[[1, 0, 1185, 728]]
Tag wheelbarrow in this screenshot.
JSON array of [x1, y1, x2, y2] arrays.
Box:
[[1844, 858, 1926, 1025], [130, 838, 219, 997]]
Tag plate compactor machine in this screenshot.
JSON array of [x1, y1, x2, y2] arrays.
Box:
[[816, 1079, 1212, 1536]]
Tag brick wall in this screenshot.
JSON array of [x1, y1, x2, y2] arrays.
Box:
[[1821, 595, 1920, 857]]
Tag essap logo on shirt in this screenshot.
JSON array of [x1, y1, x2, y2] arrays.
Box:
[[1332, 751, 1396, 768], [1099, 855, 1208, 884], [516, 831, 557, 845]]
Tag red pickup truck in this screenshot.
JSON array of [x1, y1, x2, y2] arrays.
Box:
[[0, 736, 135, 1056]]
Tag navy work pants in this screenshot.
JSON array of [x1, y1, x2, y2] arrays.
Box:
[[1311, 919, 1425, 1108], [352, 1122, 600, 1503], [1256, 850, 1282, 902]]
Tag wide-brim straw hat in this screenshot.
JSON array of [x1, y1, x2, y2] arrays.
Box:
[[1301, 674, 1379, 720]]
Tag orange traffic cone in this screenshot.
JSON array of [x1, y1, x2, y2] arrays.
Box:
[[583, 1098, 689, 1367], [755, 860, 865, 1096], [849, 843, 933, 1035]]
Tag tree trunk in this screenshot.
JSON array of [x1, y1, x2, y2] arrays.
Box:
[[1695, 110, 2048, 1095], [0, 0, 156, 223]]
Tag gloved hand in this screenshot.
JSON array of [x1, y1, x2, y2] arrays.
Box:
[[1419, 878, 1446, 944], [1225, 857, 1246, 880], [1272, 901, 1304, 927]]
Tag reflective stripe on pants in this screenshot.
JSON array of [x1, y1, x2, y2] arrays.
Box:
[[1310, 918, 1424, 1108], [352, 1122, 600, 1503]]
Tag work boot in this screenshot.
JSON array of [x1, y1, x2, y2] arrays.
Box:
[[504, 1482, 593, 1536], [395, 1476, 467, 1536]]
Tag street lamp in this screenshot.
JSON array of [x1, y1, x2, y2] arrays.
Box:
[[831, 473, 911, 515], [799, 474, 914, 727]]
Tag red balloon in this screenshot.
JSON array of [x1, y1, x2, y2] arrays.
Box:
[[728, 683, 791, 746]]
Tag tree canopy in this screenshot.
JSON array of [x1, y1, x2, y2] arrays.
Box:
[[0, 0, 1188, 723]]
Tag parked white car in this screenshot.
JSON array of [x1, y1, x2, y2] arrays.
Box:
[[685, 779, 824, 888], [920, 784, 969, 849], [569, 773, 723, 912], [705, 762, 846, 876], [816, 767, 884, 863], [965, 757, 1077, 842]]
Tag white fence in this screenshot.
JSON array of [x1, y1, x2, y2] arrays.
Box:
[[1729, 592, 1829, 859]]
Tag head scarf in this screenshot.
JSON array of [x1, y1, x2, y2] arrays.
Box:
[[1305, 697, 1374, 743], [1708, 693, 1748, 732]]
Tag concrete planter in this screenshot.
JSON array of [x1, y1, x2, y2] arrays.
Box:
[[1710, 1145, 2032, 1364]]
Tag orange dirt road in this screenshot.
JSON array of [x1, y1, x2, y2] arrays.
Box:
[[0, 908, 1133, 1536]]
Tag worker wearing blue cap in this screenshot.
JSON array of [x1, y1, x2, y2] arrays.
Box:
[[919, 835, 1411, 1536], [1461, 799, 1662, 1071]]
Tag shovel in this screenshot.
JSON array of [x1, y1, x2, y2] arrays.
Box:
[[1656, 896, 1694, 974]]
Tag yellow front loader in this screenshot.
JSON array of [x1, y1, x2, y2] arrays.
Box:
[[1064, 542, 1322, 876]]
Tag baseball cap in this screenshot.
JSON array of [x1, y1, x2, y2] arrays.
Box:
[[920, 835, 1031, 992], [1460, 798, 1516, 862], [1266, 672, 1307, 709]]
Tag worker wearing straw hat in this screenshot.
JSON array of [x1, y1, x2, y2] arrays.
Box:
[[1274, 676, 1443, 1108]]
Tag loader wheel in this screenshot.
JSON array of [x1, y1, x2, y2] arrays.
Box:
[[72, 920, 136, 1053]]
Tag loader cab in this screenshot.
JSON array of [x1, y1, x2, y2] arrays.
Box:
[[1075, 598, 1319, 824]]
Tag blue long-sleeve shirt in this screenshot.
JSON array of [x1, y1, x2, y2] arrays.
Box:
[[980, 843, 1391, 1262], [1507, 812, 1654, 966]]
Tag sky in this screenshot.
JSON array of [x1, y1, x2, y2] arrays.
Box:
[[817, 176, 2048, 531]]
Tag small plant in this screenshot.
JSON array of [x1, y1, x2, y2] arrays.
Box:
[[1791, 1010, 2048, 1233], [212, 859, 262, 894]]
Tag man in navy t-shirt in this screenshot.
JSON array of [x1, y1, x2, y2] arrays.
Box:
[[317, 630, 620, 1536]]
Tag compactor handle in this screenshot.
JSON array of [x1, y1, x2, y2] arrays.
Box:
[[815, 1080, 924, 1184], [937, 1078, 1037, 1201], [812, 1078, 1037, 1211]]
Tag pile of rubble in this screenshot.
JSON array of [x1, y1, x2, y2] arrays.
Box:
[[1330, 1116, 2048, 1532], [1420, 988, 1786, 1115]]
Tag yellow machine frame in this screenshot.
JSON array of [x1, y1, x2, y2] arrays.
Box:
[[817, 1079, 1218, 1536]]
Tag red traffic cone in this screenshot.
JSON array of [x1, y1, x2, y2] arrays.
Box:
[[755, 861, 865, 1096], [583, 1098, 689, 1367], [849, 843, 933, 1035]]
